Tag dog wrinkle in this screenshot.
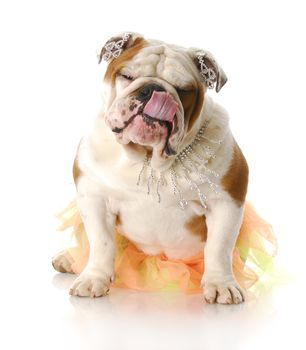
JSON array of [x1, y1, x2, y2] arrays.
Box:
[[184, 214, 207, 242], [183, 82, 204, 133], [221, 141, 249, 206], [115, 214, 121, 227], [73, 157, 82, 185]]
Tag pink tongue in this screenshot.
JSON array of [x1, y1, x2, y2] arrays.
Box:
[[143, 91, 177, 122]]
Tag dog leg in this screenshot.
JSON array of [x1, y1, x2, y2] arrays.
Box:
[[202, 199, 245, 304], [69, 178, 116, 297]]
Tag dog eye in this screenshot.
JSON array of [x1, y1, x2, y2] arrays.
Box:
[[175, 87, 193, 95], [119, 73, 134, 81]]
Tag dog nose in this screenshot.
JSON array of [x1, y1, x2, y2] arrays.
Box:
[[138, 84, 165, 101]]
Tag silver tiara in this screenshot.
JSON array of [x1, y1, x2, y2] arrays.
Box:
[[197, 52, 217, 89], [100, 33, 131, 62]]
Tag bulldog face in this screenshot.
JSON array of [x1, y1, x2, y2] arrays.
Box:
[[99, 33, 227, 169]]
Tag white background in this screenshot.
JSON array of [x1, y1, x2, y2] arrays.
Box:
[[1, 0, 306, 349]]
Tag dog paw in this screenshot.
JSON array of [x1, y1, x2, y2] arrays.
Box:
[[69, 273, 111, 298], [52, 251, 74, 273], [203, 279, 245, 305]]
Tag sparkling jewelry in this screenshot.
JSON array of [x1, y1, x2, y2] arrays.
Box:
[[156, 172, 166, 203], [136, 119, 225, 210], [99, 33, 131, 63], [136, 155, 149, 186], [197, 52, 217, 89]]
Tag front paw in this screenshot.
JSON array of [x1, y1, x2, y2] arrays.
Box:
[[202, 277, 245, 305], [69, 272, 111, 298]]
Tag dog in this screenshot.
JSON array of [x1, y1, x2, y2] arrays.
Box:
[[52, 32, 248, 304]]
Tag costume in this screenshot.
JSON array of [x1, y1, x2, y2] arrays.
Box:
[[57, 201, 277, 293]]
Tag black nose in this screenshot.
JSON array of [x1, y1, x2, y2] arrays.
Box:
[[138, 84, 165, 101]]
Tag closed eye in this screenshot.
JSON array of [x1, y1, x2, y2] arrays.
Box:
[[119, 73, 134, 81], [175, 87, 194, 95]]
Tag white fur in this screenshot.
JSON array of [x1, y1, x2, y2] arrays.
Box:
[[68, 37, 245, 303]]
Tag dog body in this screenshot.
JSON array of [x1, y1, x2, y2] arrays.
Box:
[[76, 96, 234, 259], [53, 33, 248, 304]]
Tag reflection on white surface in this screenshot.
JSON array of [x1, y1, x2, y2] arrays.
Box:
[[19, 270, 300, 350], [1, 251, 304, 350]]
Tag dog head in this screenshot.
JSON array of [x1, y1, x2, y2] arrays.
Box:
[[98, 32, 227, 170]]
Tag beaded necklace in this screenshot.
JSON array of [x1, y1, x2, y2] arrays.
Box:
[[136, 118, 225, 210]]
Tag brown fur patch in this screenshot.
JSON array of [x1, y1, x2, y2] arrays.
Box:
[[179, 83, 204, 133], [221, 141, 249, 206], [104, 38, 146, 85], [185, 214, 207, 242], [115, 214, 121, 226], [73, 157, 82, 185]]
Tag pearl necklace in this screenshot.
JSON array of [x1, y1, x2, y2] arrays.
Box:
[[136, 118, 225, 210]]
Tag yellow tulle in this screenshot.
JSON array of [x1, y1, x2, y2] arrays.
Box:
[[56, 201, 278, 293]]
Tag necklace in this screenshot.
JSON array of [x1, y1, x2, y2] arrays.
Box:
[[136, 118, 225, 210]]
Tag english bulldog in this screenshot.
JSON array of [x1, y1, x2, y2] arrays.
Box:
[[52, 32, 249, 304]]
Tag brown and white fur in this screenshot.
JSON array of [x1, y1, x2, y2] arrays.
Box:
[[52, 33, 248, 304]]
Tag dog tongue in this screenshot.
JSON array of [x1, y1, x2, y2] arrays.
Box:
[[143, 91, 177, 122]]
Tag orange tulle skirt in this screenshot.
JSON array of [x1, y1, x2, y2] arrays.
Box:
[[56, 201, 277, 293]]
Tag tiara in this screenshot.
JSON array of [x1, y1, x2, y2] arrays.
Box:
[[197, 52, 217, 89], [100, 33, 131, 62]]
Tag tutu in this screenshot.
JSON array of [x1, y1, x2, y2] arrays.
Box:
[[56, 201, 277, 293]]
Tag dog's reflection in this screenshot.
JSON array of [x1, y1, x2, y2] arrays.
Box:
[[51, 272, 278, 350], [52, 272, 251, 319], [52, 271, 76, 289]]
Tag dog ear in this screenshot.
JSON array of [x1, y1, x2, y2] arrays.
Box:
[[190, 49, 227, 92], [97, 32, 143, 64]]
